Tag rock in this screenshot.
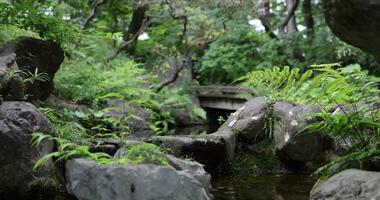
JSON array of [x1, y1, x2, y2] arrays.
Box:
[[273, 103, 329, 167], [147, 129, 236, 171], [218, 96, 270, 144], [323, 0, 380, 59], [0, 101, 55, 196], [66, 159, 211, 200], [0, 53, 24, 101], [114, 143, 212, 195], [173, 108, 207, 126], [166, 155, 212, 193], [310, 169, 380, 200], [46, 95, 90, 112], [105, 99, 152, 138], [0, 37, 64, 100]]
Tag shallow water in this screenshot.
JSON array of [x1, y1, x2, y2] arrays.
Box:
[[211, 174, 314, 200]]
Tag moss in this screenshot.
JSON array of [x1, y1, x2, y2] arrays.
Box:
[[114, 143, 169, 166]]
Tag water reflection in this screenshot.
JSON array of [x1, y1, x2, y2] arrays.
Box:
[[212, 174, 314, 200]]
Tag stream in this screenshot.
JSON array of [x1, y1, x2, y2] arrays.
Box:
[[177, 124, 315, 200], [211, 174, 314, 200]]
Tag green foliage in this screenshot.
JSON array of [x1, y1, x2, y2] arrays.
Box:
[[241, 64, 379, 181], [310, 103, 379, 182], [31, 133, 168, 170], [114, 144, 169, 166], [0, 1, 77, 44], [239, 64, 378, 109], [196, 29, 268, 84], [240, 64, 379, 181], [31, 133, 112, 171]]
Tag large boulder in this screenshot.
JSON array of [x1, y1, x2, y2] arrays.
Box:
[[218, 96, 270, 144], [273, 102, 330, 167], [66, 159, 212, 200], [323, 0, 380, 59], [114, 143, 212, 194], [0, 101, 55, 197], [0, 37, 64, 100], [310, 169, 380, 200]]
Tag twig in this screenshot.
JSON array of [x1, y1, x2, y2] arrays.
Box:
[[107, 19, 153, 61], [82, 0, 106, 29]]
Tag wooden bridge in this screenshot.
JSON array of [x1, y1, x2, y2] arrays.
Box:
[[193, 85, 254, 111]]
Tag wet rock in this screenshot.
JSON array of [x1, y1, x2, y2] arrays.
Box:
[[323, 0, 380, 59], [219, 96, 270, 144], [166, 155, 212, 193], [0, 37, 64, 100], [147, 129, 236, 171], [0, 101, 55, 197], [310, 169, 380, 200], [105, 99, 152, 138], [273, 104, 329, 167], [66, 159, 211, 200]]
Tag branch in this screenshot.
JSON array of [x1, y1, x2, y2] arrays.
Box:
[[82, 0, 106, 29], [107, 19, 153, 61], [154, 56, 188, 92], [257, 0, 277, 38], [277, 0, 299, 32]]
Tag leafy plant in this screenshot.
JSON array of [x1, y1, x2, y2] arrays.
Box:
[[17, 67, 50, 85], [239, 64, 378, 109], [196, 29, 268, 84], [31, 133, 112, 171], [240, 64, 379, 181], [113, 143, 169, 166]]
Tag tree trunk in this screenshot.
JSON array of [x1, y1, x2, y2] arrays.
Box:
[[123, 4, 149, 41], [286, 0, 298, 33], [258, 0, 277, 38], [302, 0, 314, 34]]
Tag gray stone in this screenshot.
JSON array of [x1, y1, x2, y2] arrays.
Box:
[[147, 129, 236, 170], [273, 104, 328, 165], [66, 159, 211, 200], [0, 37, 64, 100], [114, 141, 212, 193], [166, 155, 212, 193], [310, 169, 380, 200], [173, 108, 207, 126], [218, 96, 269, 144], [0, 101, 54, 195], [323, 0, 380, 59]]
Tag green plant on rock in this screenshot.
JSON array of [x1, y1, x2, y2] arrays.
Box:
[[309, 104, 380, 182], [31, 133, 112, 171], [113, 144, 169, 166], [239, 64, 380, 181]]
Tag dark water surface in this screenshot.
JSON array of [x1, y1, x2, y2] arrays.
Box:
[[211, 174, 314, 200]]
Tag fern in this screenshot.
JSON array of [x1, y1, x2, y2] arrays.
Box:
[[240, 64, 380, 181], [238, 64, 378, 109], [31, 133, 112, 171]]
